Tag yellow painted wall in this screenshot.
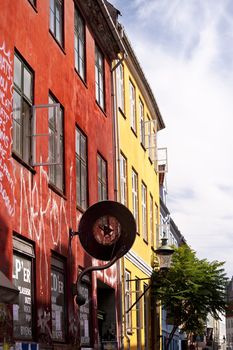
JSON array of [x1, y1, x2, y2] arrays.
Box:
[[116, 57, 162, 350]]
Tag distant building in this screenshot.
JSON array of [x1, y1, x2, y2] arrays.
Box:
[[226, 277, 233, 350], [159, 172, 186, 350]]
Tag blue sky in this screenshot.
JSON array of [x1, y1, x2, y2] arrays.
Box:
[[111, 0, 233, 277]]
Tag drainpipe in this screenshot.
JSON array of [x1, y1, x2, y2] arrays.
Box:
[[111, 54, 126, 350]]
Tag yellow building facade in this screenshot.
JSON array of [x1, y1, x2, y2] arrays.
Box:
[[114, 31, 166, 350]]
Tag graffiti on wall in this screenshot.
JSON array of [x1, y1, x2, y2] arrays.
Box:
[[0, 41, 16, 216]]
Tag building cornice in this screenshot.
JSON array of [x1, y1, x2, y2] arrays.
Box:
[[121, 29, 165, 131], [77, 0, 125, 60], [125, 250, 153, 276]]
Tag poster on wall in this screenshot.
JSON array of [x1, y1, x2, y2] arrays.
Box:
[[12, 254, 33, 340], [51, 264, 65, 341]]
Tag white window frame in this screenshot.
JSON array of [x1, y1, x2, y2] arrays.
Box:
[[132, 169, 139, 227], [150, 194, 154, 248], [129, 80, 136, 132], [120, 152, 127, 206], [141, 182, 147, 242], [125, 270, 132, 332], [116, 63, 125, 112], [48, 94, 64, 191], [139, 99, 145, 146]]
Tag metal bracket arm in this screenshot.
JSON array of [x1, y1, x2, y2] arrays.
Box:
[[73, 245, 128, 305]]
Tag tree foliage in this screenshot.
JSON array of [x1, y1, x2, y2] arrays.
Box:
[[152, 244, 228, 348]]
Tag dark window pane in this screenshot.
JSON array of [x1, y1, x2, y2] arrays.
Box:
[[51, 259, 66, 341]]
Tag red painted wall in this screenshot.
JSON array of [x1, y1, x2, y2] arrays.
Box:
[[0, 0, 119, 347]]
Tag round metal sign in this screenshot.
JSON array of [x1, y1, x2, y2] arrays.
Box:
[[78, 201, 137, 261]]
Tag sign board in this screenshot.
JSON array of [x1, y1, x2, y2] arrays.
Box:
[[12, 254, 33, 339]]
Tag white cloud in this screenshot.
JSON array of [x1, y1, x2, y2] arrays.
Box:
[[112, 0, 233, 277]]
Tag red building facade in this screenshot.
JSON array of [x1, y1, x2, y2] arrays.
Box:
[[0, 0, 124, 348]]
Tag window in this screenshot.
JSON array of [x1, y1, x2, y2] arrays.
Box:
[[116, 63, 125, 112], [95, 45, 104, 109], [141, 182, 147, 242], [150, 194, 154, 247], [132, 169, 139, 227], [74, 7, 85, 80], [48, 94, 64, 191], [97, 154, 107, 201], [76, 127, 87, 210], [139, 99, 145, 146], [79, 272, 92, 346], [135, 278, 142, 350], [125, 270, 131, 332], [51, 256, 66, 341], [129, 80, 136, 133], [12, 236, 35, 340], [120, 152, 127, 206], [13, 52, 33, 164], [50, 0, 63, 46]]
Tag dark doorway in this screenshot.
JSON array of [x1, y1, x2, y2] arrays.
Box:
[[97, 280, 117, 350]]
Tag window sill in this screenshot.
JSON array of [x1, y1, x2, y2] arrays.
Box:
[[118, 106, 126, 119], [130, 127, 137, 138], [49, 30, 66, 55], [27, 0, 38, 12], [95, 100, 107, 117], [12, 152, 36, 174], [74, 68, 87, 88], [76, 205, 86, 214], [48, 182, 67, 200], [140, 142, 146, 152]]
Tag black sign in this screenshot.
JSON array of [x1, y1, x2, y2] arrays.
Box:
[[12, 254, 33, 339], [51, 266, 65, 341]]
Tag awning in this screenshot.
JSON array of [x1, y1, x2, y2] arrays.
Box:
[[0, 270, 19, 304]]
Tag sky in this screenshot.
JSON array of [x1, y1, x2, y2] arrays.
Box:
[[110, 0, 233, 278]]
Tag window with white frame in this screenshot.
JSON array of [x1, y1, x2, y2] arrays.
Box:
[[74, 7, 85, 80], [135, 278, 142, 350], [132, 169, 139, 227], [155, 204, 159, 246], [48, 94, 64, 191], [129, 80, 136, 132], [141, 182, 147, 242], [13, 52, 33, 164], [76, 127, 87, 210], [139, 99, 145, 146], [125, 270, 131, 331], [95, 45, 104, 109], [97, 154, 107, 201], [49, 0, 63, 46], [120, 152, 127, 206], [150, 194, 154, 247], [116, 63, 125, 112]]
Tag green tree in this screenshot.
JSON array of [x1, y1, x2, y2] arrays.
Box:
[[152, 244, 228, 350]]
